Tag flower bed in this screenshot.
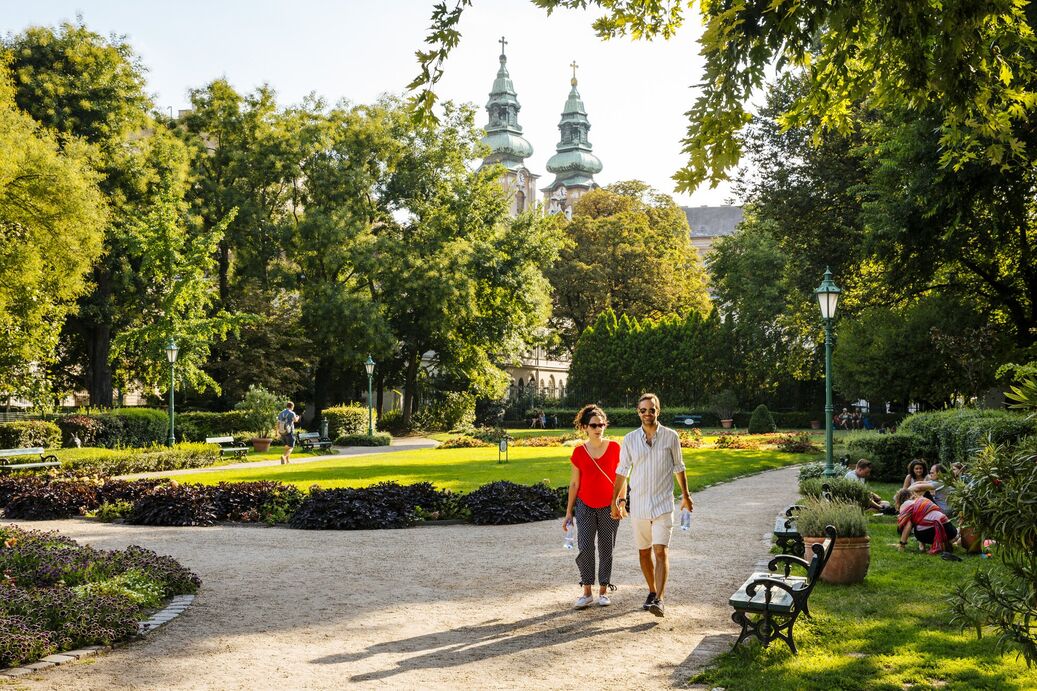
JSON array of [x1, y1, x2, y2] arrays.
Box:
[[0, 526, 200, 669]]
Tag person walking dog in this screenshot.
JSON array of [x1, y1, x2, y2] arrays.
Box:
[[611, 393, 693, 617], [562, 405, 621, 609]]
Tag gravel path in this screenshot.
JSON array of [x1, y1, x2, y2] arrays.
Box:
[[7, 466, 800, 690]]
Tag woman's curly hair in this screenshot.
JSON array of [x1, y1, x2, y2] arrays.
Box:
[[573, 404, 607, 429]]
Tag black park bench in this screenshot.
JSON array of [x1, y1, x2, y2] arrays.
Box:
[[297, 432, 332, 452], [205, 436, 250, 458], [773, 483, 834, 557], [730, 524, 837, 654], [0, 447, 60, 473]]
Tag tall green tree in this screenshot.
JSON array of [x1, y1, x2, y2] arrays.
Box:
[[546, 181, 710, 354], [0, 62, 106, 400], [3, 21, 155, 405]]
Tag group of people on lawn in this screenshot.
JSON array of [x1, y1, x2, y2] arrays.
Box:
[[561, 394, 693, 616], [844, 457, 965, 560]]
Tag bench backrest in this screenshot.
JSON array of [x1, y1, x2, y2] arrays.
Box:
[[205, 436, 235, 444], [0, 447, 44, 457], [298, 432, 319, 439], [805, 525, 838, 584]]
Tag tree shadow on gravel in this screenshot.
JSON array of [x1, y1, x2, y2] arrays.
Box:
[[311, 608, 658, 682]]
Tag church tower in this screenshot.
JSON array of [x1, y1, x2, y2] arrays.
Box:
[[481, 37, 538, 216], [541, 62, 603, 218]]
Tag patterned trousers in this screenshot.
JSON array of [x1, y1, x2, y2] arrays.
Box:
[[574, 498, 619, 586]]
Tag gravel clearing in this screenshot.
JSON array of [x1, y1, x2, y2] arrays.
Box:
[[6, 465, 799, 690]]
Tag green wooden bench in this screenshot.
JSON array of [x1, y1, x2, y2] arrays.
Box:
[[730, 524, 837, 654], [297, 432, 332, 452], [205, 436, 249, 458], [0, 447, 60, 473]]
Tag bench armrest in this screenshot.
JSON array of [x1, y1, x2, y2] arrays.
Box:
[[745, 576, 801, 603], [767, 554, 810, 578], [785, 504, 804, 517]]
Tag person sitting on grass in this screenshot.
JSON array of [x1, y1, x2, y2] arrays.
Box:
[[894, 488, 960, 559], [902, 459, 929, 489], [844, 459, 895, 514]]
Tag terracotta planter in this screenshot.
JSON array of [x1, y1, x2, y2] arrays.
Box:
[[960, 527, 983, 554], [720, 419, 734, 429], [804, 535, 870, 584], [810, 420, 822, 430], [251, 438, 272, 453]]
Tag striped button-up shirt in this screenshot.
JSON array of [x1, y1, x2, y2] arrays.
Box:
[[617, 425, 685, 519]]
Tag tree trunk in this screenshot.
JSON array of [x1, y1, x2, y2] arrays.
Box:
[[376, 371, 384, 419], [402, 352, 420, 426], [312, 356, 332, 424], [86, 323, 113, 407]]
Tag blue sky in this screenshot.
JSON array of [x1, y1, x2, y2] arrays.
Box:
[[2, 0, 739, 206]]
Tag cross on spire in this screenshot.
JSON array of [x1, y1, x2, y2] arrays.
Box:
[[499, 36, 508, 55]]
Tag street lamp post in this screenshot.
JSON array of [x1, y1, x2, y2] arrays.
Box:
[[814, 268, 842, 477], [164, 338, 179, 446], [364, 356, 375, 436]]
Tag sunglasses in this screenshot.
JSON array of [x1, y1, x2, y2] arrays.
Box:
[[638, 408, 657, 414], [588, 423, 607, 429]]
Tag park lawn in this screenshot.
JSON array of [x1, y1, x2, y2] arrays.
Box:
[[164, 444, 808, 493], [46, 446, 332, 466], [691, 515, 1037, 690]]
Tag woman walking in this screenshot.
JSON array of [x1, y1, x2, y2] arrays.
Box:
[[563, 404, 621, 609]]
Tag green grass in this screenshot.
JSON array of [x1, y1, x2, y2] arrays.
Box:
[[44, 445, 332, 466], [691, 503, 1037, 690], [162, 444, 807, 493]]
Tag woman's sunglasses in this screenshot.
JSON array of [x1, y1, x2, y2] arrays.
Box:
[[638, 407, 657, 414], [588, 423, 607, 429]]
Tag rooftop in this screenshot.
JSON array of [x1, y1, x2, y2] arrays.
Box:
[[682, 206, 744, 238]]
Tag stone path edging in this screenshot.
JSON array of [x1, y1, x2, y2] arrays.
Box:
[[0, 595, 196, 679]]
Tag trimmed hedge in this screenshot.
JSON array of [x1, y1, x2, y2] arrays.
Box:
[[898, 409, 1037, 466], [176, 411, 254, 441], [845, 432, 923, 483], [53, 409, 168, 448], [323, 405, 374, 439], [0, 420, 61, 449], [335, 432, 391, 447], [60, 443, 221, 477]]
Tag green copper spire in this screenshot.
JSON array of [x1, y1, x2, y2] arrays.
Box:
[[482, 36, 533, 171], [545, 61, 603, 188]]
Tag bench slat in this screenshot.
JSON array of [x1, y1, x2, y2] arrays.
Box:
[[0, 447, 45, 456], [729, 580, 795, 613]]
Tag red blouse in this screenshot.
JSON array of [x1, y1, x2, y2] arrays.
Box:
[[570, 441, 620, 509]]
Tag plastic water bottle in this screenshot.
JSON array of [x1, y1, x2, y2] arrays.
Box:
[[563, 522, 575, 550], [680, 508, 692, 531]]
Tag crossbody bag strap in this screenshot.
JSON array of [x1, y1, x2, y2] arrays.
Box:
[[584, 443, 615, 484]]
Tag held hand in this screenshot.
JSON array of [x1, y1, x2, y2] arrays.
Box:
[[610, 502, 621, 520], [680, 495, 693, 512]]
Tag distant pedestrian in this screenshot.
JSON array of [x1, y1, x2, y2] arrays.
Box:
[[277, 402, 300, 465]]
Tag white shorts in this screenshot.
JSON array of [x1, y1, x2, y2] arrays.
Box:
[[632, 511, 673, 550]]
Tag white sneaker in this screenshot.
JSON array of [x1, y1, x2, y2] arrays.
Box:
[[573, 595, 594, 609], [596, 595, 611, 607]]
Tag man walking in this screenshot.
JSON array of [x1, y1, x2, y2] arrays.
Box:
[[278, 401, 301, 465], [612, 393, 693, 617]]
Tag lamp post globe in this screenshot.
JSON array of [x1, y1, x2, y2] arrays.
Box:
[[364, 356, 375, 436], [814, 268, 841, 477], [164, 338, 179, 446]]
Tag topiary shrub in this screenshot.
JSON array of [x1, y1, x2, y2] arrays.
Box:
[[335, 432, 391, 447], [799, 477, 872, 509], [176, 410, 254, 441], [845, 432, 923, 482], [322, 404, 371, 439], [127, 483, 218, 526], [747, 404, 777, 434], [463, 481, 563, 525], [55, 414, 104, 447], [377, 408, 408, 435], [0, 420, 61, 449]]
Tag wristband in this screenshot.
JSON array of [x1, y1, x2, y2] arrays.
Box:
[[898, 541, 908, 546]]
